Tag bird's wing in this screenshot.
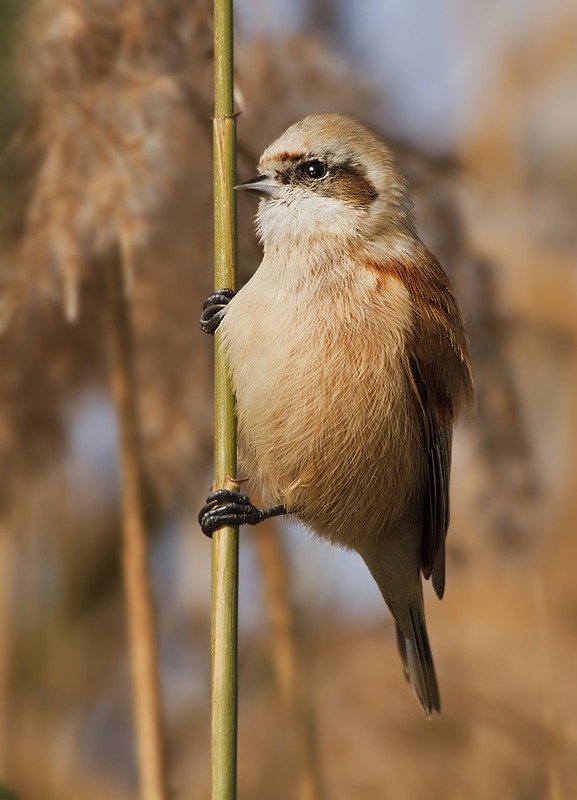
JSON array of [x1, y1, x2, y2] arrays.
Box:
[[406, 353, 452, 599]]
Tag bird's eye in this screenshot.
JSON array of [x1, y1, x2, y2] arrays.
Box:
[[304, 160, 327, 179]]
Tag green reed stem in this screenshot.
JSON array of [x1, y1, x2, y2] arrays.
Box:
[[211, 1, 238, 798]]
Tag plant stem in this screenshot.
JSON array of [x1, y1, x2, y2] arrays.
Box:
[[211, 0, 239, 798], [252, 524, 325, 800], [0, 524, 12, 778], [104, 252, 167, 800]]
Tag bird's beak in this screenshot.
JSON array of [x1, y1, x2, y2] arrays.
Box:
[[234, 174, 279, 198]]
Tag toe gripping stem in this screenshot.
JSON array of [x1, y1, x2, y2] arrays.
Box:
[[200, 288, 236, 334], [199, 489, 286, 538]]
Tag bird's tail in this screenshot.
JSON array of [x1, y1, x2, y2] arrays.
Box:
[[359, 539, 441, 716], [395, 599, 440, 717]]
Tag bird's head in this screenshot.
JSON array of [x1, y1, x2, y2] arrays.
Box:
[[236, 113, 417, 256]]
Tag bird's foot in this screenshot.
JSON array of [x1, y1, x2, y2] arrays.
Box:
[[200, 288, 236, 334], [199, 489, 286, 537]]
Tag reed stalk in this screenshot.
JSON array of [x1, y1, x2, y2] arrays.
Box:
[[252, 524, 325, 800], [104, 251, 168, 800], [211, 1, 239, 798], [0, 524, 12, 778]]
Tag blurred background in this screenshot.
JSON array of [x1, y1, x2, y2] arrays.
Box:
[[1, 0, 576, 798]]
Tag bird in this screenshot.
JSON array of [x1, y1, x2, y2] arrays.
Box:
[[199, 113, 474, 716]]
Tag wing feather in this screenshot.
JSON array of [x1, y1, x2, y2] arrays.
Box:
[[407, 354, 451, 599]]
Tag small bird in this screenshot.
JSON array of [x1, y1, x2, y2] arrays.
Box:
[[200, 113, 474, 716]]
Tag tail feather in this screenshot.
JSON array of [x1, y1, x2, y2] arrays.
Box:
[[395, 604, 440, 717], [359, 541, 441, 716]]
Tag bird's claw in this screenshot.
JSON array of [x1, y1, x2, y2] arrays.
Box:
[[198, 489, 266, 537], [200, 288, 236, 334]]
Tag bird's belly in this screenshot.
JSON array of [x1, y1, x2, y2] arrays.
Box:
[[219, 281, 425, 549]]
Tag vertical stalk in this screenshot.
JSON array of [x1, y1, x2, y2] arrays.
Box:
[[104, 252, 167, 800], [211, 0, 239, 798], [0, 524, 12, 778], [252, 524, 325, 800]]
